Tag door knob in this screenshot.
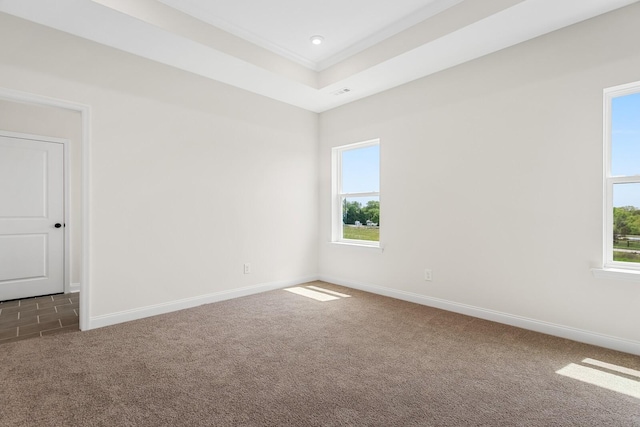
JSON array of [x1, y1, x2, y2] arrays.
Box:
[[54, 223, 62, 228]]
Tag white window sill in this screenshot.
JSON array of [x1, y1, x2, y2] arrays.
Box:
[[330, 241, 384, 252], [591, 267, 640, 282]]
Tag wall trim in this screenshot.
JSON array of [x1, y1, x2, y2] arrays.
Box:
[[69, 283, 81, 293], [319, 275, 640, 356], [88, 276, 319, 330]]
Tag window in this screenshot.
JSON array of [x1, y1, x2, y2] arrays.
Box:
[[604, 81, 640, 270], [332, 139, 380, 246]]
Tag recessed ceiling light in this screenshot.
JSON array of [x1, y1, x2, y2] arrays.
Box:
[[310, 35, 324, 46]]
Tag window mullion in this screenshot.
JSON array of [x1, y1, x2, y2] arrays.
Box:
[[340, 191, 380, 198], [609, 176, 640, 184]]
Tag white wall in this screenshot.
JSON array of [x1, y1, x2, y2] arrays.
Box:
[[0, 13, 319, 321], [319, 4, 640, 346]]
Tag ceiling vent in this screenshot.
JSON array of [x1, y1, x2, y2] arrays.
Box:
[[332, 87, 352, 96]]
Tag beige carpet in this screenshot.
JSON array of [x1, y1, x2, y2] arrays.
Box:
[[1, 281, 639, 426]]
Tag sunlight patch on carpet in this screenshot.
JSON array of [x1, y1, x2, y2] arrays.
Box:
[[284, 287, 340, 301], [283, 286, 352, 302], [556, 359, 640, 399], [582, 358, 640, 379], [306, 285, 351, 298]]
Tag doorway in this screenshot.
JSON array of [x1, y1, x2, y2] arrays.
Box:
[[0, 90, 90, 331]]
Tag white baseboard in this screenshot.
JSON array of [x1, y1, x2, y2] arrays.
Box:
[[88, 276, 319, 330], [319, 275, 640, 356], [69, 283, 81, 293]]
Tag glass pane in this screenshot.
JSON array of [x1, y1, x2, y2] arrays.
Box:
[[612, 183, 640, 263], [342, 196, 379, 242], [611, 92, 640, 176], [342, 145, 379, 193]]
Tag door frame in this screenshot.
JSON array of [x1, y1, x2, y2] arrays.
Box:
[[0, 88, 91, 331], [0, 130, 70, 295]]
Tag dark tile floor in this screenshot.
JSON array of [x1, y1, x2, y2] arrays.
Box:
[[0, 293, 79, 345]]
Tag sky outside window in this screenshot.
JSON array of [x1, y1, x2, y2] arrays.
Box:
[[342, 145, 379, 193], [611, 92, 640, 207]]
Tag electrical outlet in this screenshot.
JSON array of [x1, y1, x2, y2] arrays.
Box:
[[424, 269, 432, 281], [243, 263, 251, 274]]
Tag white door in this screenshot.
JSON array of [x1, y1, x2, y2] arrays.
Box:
[[0, 134, 65, 301]]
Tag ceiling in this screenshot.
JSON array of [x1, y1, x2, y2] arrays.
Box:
[[0, 0, 638, 113], [156, 0, 464, 70]]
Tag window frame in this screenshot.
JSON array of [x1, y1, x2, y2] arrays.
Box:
[[603, 81, 640, 271], [331, 139, 380, 247]]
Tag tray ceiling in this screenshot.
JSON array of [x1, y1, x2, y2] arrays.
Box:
[[0, 0, 637, 112]]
